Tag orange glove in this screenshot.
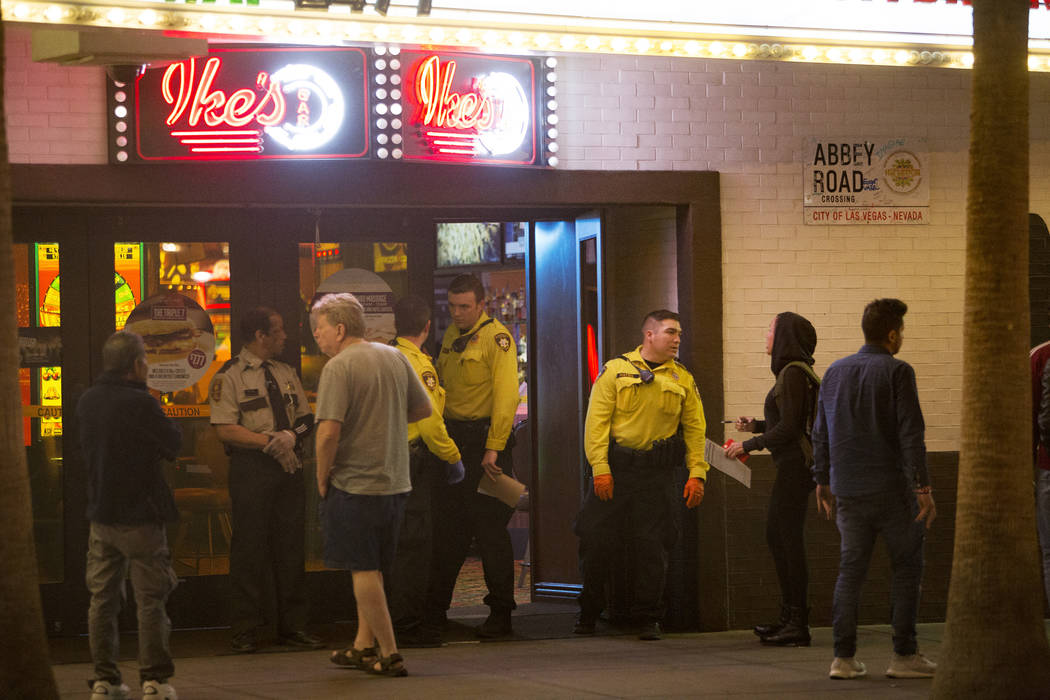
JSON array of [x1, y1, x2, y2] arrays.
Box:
[[683, 478, 705, 508], [593, 473, 614, 501]]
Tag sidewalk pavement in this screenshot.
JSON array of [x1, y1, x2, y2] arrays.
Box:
[[52, 605, 975, 699]]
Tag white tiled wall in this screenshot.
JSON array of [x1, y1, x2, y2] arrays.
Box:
[[556, 53, 1050, 453], [4, 28, 106, 163], [9, 26, 1050, 451]]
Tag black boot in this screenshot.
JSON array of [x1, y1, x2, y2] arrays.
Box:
[[753, 604, 790, 638], [760, 606, 810, 647], [476, 609, 513, 639]]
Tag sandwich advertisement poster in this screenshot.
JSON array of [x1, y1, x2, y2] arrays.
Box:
[[126, 293, 215, 393]]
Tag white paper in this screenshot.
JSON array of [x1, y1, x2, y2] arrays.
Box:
[[704, 439, 752, 488]]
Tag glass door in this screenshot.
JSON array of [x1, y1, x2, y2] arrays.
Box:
[[113, 241, 233, 580], [14, 242, 65, 587]]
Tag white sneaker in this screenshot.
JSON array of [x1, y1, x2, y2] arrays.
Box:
[[90, 680, 130, 699], [142, 680, 178, 700], [886, 653, 936, 678], [829, 657, 867, 680]]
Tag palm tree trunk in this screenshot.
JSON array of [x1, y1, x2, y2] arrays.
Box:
[[0, 21, 61, 699], [933, 1, 1050, 697]]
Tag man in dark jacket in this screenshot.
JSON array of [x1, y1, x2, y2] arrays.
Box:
[[78, 330, 181, 700], [812, 298, 936, 681]]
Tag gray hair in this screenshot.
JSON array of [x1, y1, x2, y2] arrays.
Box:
[[102, 331, 146, 374], [311, 293, 366, 339]]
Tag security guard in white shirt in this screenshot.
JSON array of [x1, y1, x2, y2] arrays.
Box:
[[210, 306, 318, 654]]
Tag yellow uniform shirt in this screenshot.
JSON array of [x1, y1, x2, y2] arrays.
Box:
[[584, 347, 710, 481], [437, 312, 519, 452], [393, 337, 461, 464]]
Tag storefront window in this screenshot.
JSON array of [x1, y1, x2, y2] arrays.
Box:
[[115, 242, 232, 577], [15, 243, 64, 584]]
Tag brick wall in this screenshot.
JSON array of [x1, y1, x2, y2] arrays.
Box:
[[555, 52, 1050, 454], [4, 27, 107, 164]]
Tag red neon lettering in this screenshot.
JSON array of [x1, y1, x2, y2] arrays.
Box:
[[162, 58, 286, 129], [414, 56, 496, 131]]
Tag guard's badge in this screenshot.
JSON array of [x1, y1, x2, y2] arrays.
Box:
[[672, 372, 679, 381], [422, 370, 438, 391], [495, 333, 513, 352], [210, 378, 222, 401]]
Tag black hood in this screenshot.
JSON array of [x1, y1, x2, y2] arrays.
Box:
[[770, 311, 817, 375]]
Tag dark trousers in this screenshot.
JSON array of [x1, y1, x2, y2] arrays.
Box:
[[575, 461, 676, 623], [426, 420, 516, 621], [389, 451, 435, 631], [766, 461, 813, 609], [228, 451, 308, 636], [832, 491, 925, 658]]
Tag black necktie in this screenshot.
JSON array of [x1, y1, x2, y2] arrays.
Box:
[[262, 361, 291, 431]]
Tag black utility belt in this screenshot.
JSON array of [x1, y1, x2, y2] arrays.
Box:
[[610, 435, 685, 469], [408, 438, 427, 457], [446, 417, 490, 430], [445, 418, 492, 441]]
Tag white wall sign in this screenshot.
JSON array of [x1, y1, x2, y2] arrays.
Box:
[[803, 137, 929, 225]]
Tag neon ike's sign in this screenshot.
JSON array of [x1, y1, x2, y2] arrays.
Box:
[[160, 57, 346, 153], [163, 58, 284, 128], [412, 55, 530, 157]]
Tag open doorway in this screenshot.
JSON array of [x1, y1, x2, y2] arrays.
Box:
[[431, 220, 532, 609]]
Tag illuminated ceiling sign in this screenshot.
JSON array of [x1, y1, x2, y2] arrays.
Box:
[[372, 50, 547, 166], [114, 46, 368, 162]]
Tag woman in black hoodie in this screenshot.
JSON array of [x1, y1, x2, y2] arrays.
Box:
[[726, 311, 819, 646]]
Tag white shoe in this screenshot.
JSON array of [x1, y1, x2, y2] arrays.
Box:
[[829, 657, 867, 679], [886, 652, 936, 678], [142, 680, 178, 700], [90, 680, 130, 699]]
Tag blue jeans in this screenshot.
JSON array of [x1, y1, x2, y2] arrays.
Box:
[[86, 522, 178, 685], [1037, 470, 1050, 610], [832, 491, 925, 658]]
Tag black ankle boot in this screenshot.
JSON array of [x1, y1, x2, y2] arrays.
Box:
[[753, 604, 790, 638], [760, 606, 810, 646]]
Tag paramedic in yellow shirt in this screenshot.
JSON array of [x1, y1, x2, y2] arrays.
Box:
[[426, 274, 520, 641], [574, 309, 709, 641]]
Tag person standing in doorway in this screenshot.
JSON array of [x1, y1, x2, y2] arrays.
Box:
[[78, 331, 181, 700], [210, 307, 319, 654], [727, 312, 820, 646], [426, 273, 521, 640], [575, 309, 709, 641], [389, 295, 464, 647], [313, 293, 432, 677], [813, 298, 937, 680]]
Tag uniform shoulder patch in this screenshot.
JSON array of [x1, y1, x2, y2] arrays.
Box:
[[421, 370, 438, 391], [494, 333, 513, 352], [209, 377, 223, 401]]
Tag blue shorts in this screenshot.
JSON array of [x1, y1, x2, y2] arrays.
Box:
[[321, 489, 408, 572]]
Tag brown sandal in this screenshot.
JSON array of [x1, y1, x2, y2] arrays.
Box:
[[329, 646, 376, 670], [365, 652, 408, 677]]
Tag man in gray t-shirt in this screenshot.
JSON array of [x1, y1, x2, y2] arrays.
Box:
[[312, 293, 431, 677]]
